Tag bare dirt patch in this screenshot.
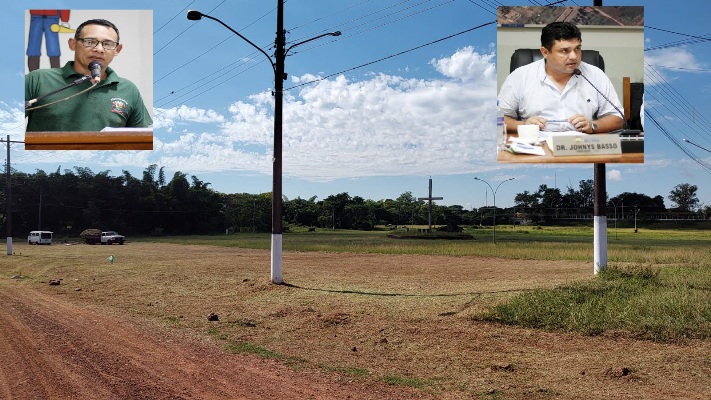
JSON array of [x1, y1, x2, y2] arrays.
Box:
[[2, 242, 711, 399]]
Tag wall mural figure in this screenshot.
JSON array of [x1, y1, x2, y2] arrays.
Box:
[[27, 10, 72, 71]]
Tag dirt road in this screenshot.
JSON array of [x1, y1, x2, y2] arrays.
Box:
[[0, 285, 431, 400], [4, 242, 711, 399]]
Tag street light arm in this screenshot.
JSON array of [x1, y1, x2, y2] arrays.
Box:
[[285, 31, 341, 56], [474, 176, 514, 245], [495, 177, 515, 194], [473, 177, 494, 196], [187, 10, 276, 71]]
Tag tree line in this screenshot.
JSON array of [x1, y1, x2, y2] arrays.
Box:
[[1, 165, 707, 237]]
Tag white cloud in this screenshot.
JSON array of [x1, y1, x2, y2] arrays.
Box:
[[429, 46, 496, 82], [147, 47, 498, 181], [645, 47, 703, 71], [607, 169, 622, 181], [153, 105, 226, 132], [645, 47, 707, 86], [0, 101, 26, 138]]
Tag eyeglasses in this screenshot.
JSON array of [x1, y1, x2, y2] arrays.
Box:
[[76, 38, 119, 50]]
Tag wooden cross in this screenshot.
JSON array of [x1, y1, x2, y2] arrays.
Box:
[[418, 178, 443, 232]]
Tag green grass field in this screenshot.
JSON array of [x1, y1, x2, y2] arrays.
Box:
[[138, 224, 710, 264]]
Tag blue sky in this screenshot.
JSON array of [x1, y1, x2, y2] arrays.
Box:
[[3, 0, 710, 212]]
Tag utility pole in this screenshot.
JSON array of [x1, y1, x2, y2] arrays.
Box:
[[5, 135, 10, 255], [38, 187, 43, 231], [592, 0, 607, 274], [272, 0, 286, 283], [187, 3, 340, 284], [3, 135, 24, 256]]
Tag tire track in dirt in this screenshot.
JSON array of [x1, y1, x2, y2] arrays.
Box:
[[0, 285, 436, 399]]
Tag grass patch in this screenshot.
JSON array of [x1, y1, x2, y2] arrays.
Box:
[[477, 264, 711, 342], [225, 341, 282, 359]]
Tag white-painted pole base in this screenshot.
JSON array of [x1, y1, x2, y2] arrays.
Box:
[[6, 237, 12, 255], [593, 216, 607, 274], [271, 234, 283, 284]]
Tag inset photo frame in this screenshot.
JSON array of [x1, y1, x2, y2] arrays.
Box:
[[24, 9, 153, 150], [496, 6, 644, 164]]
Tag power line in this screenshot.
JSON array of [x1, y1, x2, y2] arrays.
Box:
[[643, 25, 711, 52], [154, 0, 466, 106], [287, 0, 456, 56], [154, 0, 196, 34], [285, 20, 496, 91], [154, 0, 229, 55], [467, 0, 496, 15], [647, 65, 711, 73]]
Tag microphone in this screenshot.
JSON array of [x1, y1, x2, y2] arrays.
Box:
[[573, 68, 640, 136], [88, 60, 102, 83]]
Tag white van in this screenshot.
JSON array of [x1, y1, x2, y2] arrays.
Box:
[[28, 231, 53, 245]]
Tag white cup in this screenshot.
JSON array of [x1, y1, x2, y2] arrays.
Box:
[[517, 124, 540, 143]]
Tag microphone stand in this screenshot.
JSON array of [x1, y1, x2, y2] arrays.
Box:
[[574, 68, 641, 136], [25, 75, 92, 109]]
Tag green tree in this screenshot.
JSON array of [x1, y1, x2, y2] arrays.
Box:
[[284, 196, 319, 227], [668, 183, 699, 212]]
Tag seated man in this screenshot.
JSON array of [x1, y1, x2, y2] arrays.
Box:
[[25, 18, 152, 132], [498, 21, 623, 134]]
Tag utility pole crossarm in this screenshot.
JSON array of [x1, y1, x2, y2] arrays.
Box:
[[186, 3, 341, 284]]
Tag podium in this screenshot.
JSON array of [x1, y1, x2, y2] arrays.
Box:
[[25, 129, 153, 150]]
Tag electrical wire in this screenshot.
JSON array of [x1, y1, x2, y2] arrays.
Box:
[[154, 0, 229, 55], [644, 62, 711, 142], [154, 0, 473, 107], [287, 0, 456, 56], [285, 20, 496, 91], [154, 0, 196, 34]]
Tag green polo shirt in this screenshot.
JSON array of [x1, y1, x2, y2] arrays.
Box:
[[25, 61, 152, 132]]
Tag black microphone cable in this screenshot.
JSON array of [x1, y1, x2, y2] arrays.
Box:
[[24, 79, 98, 112]]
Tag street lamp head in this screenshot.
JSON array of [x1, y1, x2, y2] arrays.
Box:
[[332, 31, 342, 37], [187, 10, 204, 21]]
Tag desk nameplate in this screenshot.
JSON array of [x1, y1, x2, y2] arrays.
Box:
[[546, 134, 621, 157]]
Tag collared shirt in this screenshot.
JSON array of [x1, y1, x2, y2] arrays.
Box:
[[25, 61, 152, 132], [498, 59, 622, 131]]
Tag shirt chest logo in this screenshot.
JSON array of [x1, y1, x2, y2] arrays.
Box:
[[111, 98, 128, 116]]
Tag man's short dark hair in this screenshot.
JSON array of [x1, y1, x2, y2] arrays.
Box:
[[541, 21, 581, 51], [74, 19, 120, 43]]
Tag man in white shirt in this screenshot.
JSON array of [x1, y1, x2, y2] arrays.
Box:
[[498, 21, 623, 134]]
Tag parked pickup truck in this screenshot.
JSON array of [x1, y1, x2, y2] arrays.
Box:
[[81, 229, 125, 245]]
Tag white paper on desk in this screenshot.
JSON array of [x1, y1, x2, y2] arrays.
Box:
[[539, 131, 586, 139], [507, 139, 546, 155], [100, 127, 153, 132]]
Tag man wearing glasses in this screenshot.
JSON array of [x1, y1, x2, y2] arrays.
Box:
[[25, 18, 152, 132]]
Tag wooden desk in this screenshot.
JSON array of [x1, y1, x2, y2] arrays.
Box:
[[25, 130, 153, 150], [497, 134, 643, 164]]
